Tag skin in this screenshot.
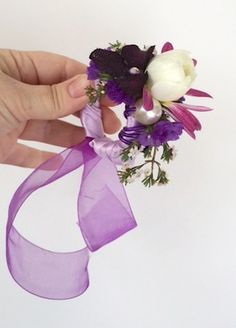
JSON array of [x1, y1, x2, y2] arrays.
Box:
[[0, 50, 120, 168]]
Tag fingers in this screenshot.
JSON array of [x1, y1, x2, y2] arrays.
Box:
[[3, 142, 55, 168], [0, 49, 87, 84], [25, 74, 90, 120], [0, 71, 90, 127], [101, 107, 121, 134], [99, 96, 121, 134], [0, 49, 122, 140], [20, 119, 85, 147], [0, 69, 121, 138], [100, 95, 118, 108]]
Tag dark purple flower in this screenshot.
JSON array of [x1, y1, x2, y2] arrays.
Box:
[[87, 60, 100, 80], [89, 44, 155, 102], [138, 120, 183, 147]]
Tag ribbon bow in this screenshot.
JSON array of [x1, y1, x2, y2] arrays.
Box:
[[6, 104, 137, 300]]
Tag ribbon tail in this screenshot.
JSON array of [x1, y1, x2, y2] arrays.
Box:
[[78, 152, 137, 251], [6, 138, 95, 300]]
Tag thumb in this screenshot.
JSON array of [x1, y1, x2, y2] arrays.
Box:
[[0, 72, 90, 123]]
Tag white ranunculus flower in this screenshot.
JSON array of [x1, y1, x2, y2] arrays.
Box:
[[146, 49, 196, 102]]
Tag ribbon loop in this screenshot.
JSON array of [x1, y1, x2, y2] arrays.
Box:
[[6, 105, 137, 299]]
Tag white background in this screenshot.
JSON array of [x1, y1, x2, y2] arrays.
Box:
[[0, 0, 236, 327]]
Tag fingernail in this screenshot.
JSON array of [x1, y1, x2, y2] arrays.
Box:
[[68, 74, 90, 98]]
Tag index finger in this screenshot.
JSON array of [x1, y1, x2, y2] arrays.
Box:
[[0, 49, 87, 85]]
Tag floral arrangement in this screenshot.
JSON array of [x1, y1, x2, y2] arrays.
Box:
[[86, 41, 212, 187], [6, 41, 213, 300]]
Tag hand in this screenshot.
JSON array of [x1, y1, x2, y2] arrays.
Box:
[[0, 50, 121, 168]]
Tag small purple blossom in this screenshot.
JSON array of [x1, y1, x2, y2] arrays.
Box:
[[153, 121, 183, 143], [105, 80, 134, 105], [87, 60, 100, 80], [138, 121, 183, 147]]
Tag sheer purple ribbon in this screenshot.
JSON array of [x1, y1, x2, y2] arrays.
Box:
[[6, 104, 137, 300]]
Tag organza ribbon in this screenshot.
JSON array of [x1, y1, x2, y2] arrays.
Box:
[[6, 104, 137, 300]]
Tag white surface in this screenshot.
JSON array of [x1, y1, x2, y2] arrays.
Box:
[[0, 0, 236, 327]]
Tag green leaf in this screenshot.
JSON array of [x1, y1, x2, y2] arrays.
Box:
[[161, 143, 174, 163]]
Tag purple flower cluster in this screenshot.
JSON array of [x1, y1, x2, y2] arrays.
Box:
[[87, 61, 100, 80], [138, 121, 183, 147], [105, 80, 134, 105]]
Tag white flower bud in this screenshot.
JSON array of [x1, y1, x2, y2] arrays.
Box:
[[146, 49, 196, 101]]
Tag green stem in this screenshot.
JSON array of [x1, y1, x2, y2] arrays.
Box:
[[151, 147, 158, 173]]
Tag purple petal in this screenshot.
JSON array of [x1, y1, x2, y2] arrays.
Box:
[[143, 87, 153, 111], [161, 42, 174, 53], [152, 120, 183, 144], [179, 103, 213, 112], [105, 80, 134, 105], [87, 61, 100, 80], [192, 58, 197, 66], [89, 48, 127, 77], [166, 109, 196, 139], [138, 133, 155, 147], [121, 45, 155, 71], [116, 73, 148, 101], [166, 103, 202, 139], [186, 88, 213, 98]]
